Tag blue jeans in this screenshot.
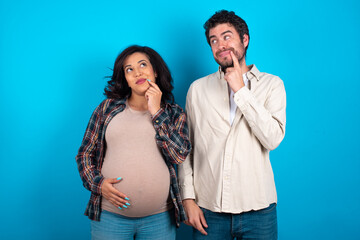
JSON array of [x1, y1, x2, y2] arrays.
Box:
[[91, 210, 176, 240], [193, 203, 277, 240]]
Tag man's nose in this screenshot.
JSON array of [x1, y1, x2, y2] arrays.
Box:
[[218, 39, 227, 50]]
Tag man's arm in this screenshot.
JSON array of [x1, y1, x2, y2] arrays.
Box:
[[178, 85, 197, 199], [183, 199, 208, 235], [178, 86, 208, 235], [225, 52, 286, 150], [234, 79, 286, 150]]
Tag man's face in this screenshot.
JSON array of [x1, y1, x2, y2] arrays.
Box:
[[208, 23, 248, 71]]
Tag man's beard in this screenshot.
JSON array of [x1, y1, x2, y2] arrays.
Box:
[[220, 62, 234, 73], [216, 48, 245, 72]]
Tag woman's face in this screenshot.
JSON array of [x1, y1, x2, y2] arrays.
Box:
[[123, 52, 157, 97]]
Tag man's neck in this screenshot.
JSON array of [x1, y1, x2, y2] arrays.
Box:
[[239, 59, 250, 73]]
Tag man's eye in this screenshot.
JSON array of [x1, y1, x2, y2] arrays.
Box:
[[211, 39, 217, 44], [224, 35, 230, 40]]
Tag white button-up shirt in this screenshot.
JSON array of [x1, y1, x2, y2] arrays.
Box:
[[178, 65, 286, 213]]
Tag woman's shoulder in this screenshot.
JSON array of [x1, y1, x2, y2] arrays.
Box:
[[94, 98, 126, 114]]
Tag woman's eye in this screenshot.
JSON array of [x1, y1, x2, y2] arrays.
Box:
[[125, 68, 132, 73], [140, 62, 147, 68]]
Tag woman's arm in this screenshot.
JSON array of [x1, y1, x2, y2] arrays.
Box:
[[75, 103, 105, 195], [152, 105, 191, 165]]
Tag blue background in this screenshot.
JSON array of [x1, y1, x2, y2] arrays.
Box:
[[1, 0, 359, 239]]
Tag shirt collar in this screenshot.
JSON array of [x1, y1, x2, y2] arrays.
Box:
[[217, 64, 261, 82], [109, 98, 127, 111], [245, 64, 261, 82], [114, 98, 127, 106]]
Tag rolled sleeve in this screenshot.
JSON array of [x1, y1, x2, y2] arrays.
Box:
[[152, 105, 191, 164], [234, 79, 286, 150]]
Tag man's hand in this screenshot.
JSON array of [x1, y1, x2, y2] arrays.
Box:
[[183, 199, 208, 235], [224, 51, 245, 93]]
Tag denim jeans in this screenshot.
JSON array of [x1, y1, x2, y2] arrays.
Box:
[[91, 210, 176, 240], [193, 203, 277, 240]]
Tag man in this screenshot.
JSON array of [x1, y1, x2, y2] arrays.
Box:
[[178, 10, 286, 239]]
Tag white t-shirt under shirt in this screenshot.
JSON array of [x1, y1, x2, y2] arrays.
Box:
[[229, 73, 249, 125]]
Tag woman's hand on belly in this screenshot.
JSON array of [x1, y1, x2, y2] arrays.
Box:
[[101, 177, 130, 209]]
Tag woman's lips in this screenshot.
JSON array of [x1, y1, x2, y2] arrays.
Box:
[[136, 78, 147, 84]]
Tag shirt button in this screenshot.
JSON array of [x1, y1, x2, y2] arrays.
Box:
[[180, 150, 183, 153], [156, 120, 159, 123]]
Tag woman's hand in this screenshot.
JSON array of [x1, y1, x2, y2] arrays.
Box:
[[145, 80, 162, 115], [101, 177, 130, 209]]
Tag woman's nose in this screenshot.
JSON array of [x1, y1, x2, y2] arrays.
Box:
[[134, 68, 142, 77]]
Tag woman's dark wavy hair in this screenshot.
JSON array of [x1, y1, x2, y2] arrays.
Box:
[[204, 10, 250, 54], [104, 45, 174, 104]]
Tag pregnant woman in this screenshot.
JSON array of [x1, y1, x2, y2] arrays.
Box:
[[75, 45, 190, 240]]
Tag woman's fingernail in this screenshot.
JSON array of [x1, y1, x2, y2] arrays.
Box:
[[116, 177, 122, 180], [118, 206, 122, 210], [147, 79, 151, 82], [125, 197, 130, 200], [122, 205, 128, 208], [126, 202, 131, 206]]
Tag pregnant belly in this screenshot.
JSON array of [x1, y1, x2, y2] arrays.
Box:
[[101, 162, 171, 217]]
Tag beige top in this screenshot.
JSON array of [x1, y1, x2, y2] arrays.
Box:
[[178, 65, 286, 213], [101, 103, 171, 217]]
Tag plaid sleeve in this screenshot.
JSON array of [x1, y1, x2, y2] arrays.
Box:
[[75, 101, 106, 195], [152, 104, 191, 164]]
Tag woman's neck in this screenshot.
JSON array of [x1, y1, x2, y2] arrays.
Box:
[[128, 95, 148, 111]]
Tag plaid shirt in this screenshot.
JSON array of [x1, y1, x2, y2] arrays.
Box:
[[75, 98, 191, 226]]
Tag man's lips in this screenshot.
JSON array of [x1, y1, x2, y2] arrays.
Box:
[[218, 50, 231, 58], [136, 78, 147, 84]]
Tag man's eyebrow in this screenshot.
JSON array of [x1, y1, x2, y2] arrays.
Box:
[[221, 30, 233, 36], [209, 30, 233, 39]]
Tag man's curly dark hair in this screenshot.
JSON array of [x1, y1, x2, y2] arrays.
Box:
[[204, 10, 250, 54]]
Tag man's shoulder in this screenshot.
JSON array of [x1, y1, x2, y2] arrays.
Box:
[[260, 72, 283, 83], [189, 71, 218, 91], [249, 65, 284, 85]]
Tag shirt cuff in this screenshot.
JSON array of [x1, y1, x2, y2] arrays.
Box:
[[92, 175, 105, 195], [152, 108, 169, 127], [180, 185, 196, 200], [234, 86, 251, 111]]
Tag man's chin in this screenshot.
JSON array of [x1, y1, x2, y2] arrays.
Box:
[[216, 59, 233, 72], [220, 63, 233, 73]]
